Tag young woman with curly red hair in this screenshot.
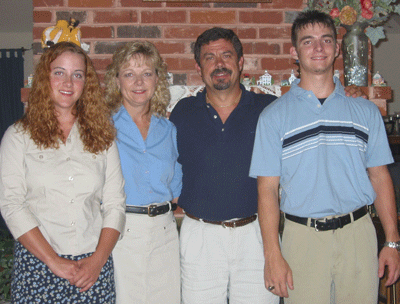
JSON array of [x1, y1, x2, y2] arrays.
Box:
[[0, 42, 126, 303]]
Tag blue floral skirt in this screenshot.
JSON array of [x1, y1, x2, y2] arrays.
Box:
[[11, 242, 116, 304]]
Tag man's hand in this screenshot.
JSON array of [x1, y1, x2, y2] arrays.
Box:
[[69, 254, 104, 292], [378, 246, 400, 286], [264, 251, 294, 298], [344, 85, 368, 99]]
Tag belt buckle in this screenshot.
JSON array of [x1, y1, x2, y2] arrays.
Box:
[[222, 220, 236, 229], [148, 204, 157, 217], [314, 218, 326, 232], [315, 220, 320, 232]]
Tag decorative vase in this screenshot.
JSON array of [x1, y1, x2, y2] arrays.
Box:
[[342, 22, 369, 87]]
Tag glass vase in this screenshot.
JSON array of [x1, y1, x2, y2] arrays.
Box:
[[342, 22, 369, 87]]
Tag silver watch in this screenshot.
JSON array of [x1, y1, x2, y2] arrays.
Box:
[[383, 241, 400, 252]]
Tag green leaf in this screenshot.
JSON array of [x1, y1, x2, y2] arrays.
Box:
[[366, 26, 386, 45]]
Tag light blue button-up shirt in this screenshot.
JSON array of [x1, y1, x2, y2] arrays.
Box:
[[113, 105, 182, 206]]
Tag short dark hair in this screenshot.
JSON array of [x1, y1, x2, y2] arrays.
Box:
[[291, 10, 337, 47], [194, 27, 243, 66]]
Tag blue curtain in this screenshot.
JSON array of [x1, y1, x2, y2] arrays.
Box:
[[0, 48, 24, 140], [0, 48, 24, 231]]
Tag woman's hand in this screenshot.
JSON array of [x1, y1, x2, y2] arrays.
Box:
[[47, 256, 80, 280], [69, 254, 104, 292]]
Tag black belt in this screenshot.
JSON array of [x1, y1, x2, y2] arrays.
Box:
[[185, 213, 257, 228], [126, 202, 177, 217], [285, 206, 368, 231]]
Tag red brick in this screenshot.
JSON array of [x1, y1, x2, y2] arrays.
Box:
[[34, 11, 52, 23], [141, 11, 186, 24], [283, 42, 293, 55], [190, 11, 236, 24], [255, 42, 280, 55], [260, 26, 291, 39], [240, 11, 283, 24], [164, 26, 211, 39], [69, 0, 114, 8], [92, 58, 113, 71], [33, 26, 47, 40], [260, 0, 304, 9], [243, 42, 281, 55], [94, 11, 137, 23], [80, 26, 113, 39], [165, 57, 195, 71], [237, 28, 257, 39], [261, 57, 294, 70], [33, 0, 63, 6], [334, 58, 344, 71], [120, 0, 162, 7], [153, 42, 186, 55]]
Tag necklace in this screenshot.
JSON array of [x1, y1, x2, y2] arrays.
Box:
[[206, 91, 242, 108]]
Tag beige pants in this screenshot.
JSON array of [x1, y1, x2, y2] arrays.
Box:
[[282, 213, 378, 304], [113, 211, 180, 304]]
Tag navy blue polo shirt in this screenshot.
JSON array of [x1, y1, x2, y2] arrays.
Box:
[[169, 84, 277, 221]]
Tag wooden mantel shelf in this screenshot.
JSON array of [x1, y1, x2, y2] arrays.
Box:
[[22, 85, 392, 116], [281, 86, 392, 116]]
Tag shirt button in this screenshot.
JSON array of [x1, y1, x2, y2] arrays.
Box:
[[127, 228, 131, 232], [222, 128, 225, 132], [39, 155, 43, 159], [317, 104, 321, 108], [143, 150, 146, 153], [145, 171, 149, 174], [67, 138, 71, 143], [214, 115, 217, 119], [69, 176, 74, 181], [207, 105, 210, 108], [308, 94, 312, 98], [66, 157, 71, 161], [92, 155, 96, 159], [70, 199, 74, 204], [71, 221, 75, 226]]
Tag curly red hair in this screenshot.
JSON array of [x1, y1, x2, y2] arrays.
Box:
[[18, 42, 115, 154]]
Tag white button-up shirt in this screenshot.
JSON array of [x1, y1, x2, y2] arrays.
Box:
[[0, 123, 126, 256]]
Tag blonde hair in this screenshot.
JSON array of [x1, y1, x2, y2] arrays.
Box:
[[104, 41, 170, 117], [18, 42, 115, 154]]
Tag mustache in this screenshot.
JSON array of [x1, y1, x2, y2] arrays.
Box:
[[210, 68, 232, 77]]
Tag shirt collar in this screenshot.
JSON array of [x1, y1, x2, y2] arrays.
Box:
[[193, 84, 251, 108], [289, 76, 346, 100], [113, 104, 161, 127]]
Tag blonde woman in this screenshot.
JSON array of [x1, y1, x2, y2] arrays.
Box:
[[105, 41, 182, 304]]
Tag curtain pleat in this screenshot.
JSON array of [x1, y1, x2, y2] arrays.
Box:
[[0, 48, 25, 231]]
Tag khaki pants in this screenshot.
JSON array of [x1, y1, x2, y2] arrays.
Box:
[[113, 211, 180, 304], [180, 215, 280, 304], [282, 213, 378, 304]]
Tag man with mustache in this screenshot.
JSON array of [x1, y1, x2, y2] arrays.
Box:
[[169, 27, 363, 303]]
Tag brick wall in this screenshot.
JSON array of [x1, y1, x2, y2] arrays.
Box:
[[32, 0, 362, 85]]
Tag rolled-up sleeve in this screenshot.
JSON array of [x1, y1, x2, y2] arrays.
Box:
[[101, 141, 126, 234], [0, 125, 40, 239]]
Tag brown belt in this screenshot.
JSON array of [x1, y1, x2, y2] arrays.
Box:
[[185, 213, 257, 228]]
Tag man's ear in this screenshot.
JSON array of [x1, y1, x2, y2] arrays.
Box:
[[290, 46, 299, 60], [239, 56, 244, 72], [195, 63, 202, 77], [335, 42, 340, 58]]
